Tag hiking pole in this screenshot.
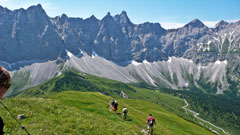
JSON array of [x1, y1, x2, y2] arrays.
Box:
[[0, 101, 31, 135]]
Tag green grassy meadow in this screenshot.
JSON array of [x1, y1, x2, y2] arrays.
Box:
[[0, 91, 214, 135]]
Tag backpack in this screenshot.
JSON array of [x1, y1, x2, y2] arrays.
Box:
[[111, 101, 115, 106], [148, 119, 154, 126], [123, 108, 128, 113], [114, 102, 118, 108]]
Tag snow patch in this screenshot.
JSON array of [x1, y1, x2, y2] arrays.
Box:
[[11, 21, 17, 38], [213, 37, 220, 42], [167, 57, 172, 63], [65, 50, 74, 58], [79, 48, 84, 54], [215, 60, 221, 64], [92, 50, 98, 58], [223, 60, 227, 64], [207, 40, 211, 45], [143, 59, 150, 64], [131, 61, 141, 66], [207, 46, 210, 51], [61, 35, 64, 40], [215, 60, 227, 65], [188, 59, 193, 63], [142, 48, 147, 52], [40, 25, 48, 38]]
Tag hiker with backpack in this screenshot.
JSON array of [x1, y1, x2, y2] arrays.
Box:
[[0, 66, 11, 134], [108, 99, 115, 111], [146, 114, 156, 135], [111, 99, 115, 108], [122, 107, 128, 120], [113, 100, 118, 112]]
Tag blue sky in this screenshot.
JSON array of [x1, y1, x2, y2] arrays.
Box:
[[0, 0, 239, 29]]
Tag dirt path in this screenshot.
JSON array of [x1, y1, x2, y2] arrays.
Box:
[[182, 99, 230, 135]]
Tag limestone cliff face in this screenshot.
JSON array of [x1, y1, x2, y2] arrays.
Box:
[[1, 4, 239, 65]]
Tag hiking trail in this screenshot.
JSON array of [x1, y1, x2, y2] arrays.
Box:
[[182, 99, 230, 135]]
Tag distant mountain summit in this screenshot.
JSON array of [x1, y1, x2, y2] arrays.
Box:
[[184, 19, 206, 28]]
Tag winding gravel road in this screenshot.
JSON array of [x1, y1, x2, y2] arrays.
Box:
[[182, 99, 230, 135]]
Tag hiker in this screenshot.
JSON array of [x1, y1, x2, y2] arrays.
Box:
[[122, 107, 128, 120], [113, 100, 118, 112], [0, 66, 11, 134], [146, 114, 156, 135], [111, 99, 115, 108], [108, 99, 114, 111]]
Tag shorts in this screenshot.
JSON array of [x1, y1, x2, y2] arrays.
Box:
[[113, 107, 117, 111], [148, 125, 154, 129]]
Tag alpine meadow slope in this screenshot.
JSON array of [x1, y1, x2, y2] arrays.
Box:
[[1, 91, 215, 135], [17, 71, 239, 135]]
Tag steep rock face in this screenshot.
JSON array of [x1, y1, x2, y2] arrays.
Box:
[[0, 4, 65, 63], [1, 4, 239, 65], [92, 12, 132, 62], [51, 14, 100, 55]]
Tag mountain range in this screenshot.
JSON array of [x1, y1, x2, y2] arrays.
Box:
[[0, 4, 239, 98]]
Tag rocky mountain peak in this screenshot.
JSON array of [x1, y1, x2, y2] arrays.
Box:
[[184, 19, 206, 28], [214, 20, 229, 31], [24, 4, 48, 20], [59, 13, 68, 24], [0, 5, 12, 14], [61, 13, 68, 19], [217, 20, 229, 26], [101, 12, 114, 22], [27, 4, 44, 12], [113, 10, 133, 26], [106, 12, 111, 17], [88, 15, 97, 21]]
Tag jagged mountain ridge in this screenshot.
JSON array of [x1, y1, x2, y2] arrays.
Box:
[[0, 4, 239, 97], [0, 4, 239, 65]]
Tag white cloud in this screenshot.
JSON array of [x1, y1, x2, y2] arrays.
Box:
[[203, 19, 239, 28], [160, 22, 185, 29], [160, 19, 240, 29], [226, 19, 239, 23], [202, 21, 219, 28], [161, 21, 218, 29]]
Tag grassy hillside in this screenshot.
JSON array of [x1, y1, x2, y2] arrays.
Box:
[[16, 71, 234, 134], [0, 91, 214, 135], [17, 71, 187, 121]]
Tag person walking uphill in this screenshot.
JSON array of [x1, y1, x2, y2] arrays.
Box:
[[122, 107, 128, 120], [0, 66, 11, 135], [113, 100, 118, 112], [146, 114, 156, 135]]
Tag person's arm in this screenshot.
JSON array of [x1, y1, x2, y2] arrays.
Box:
[[154, 119, 156, 125]]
